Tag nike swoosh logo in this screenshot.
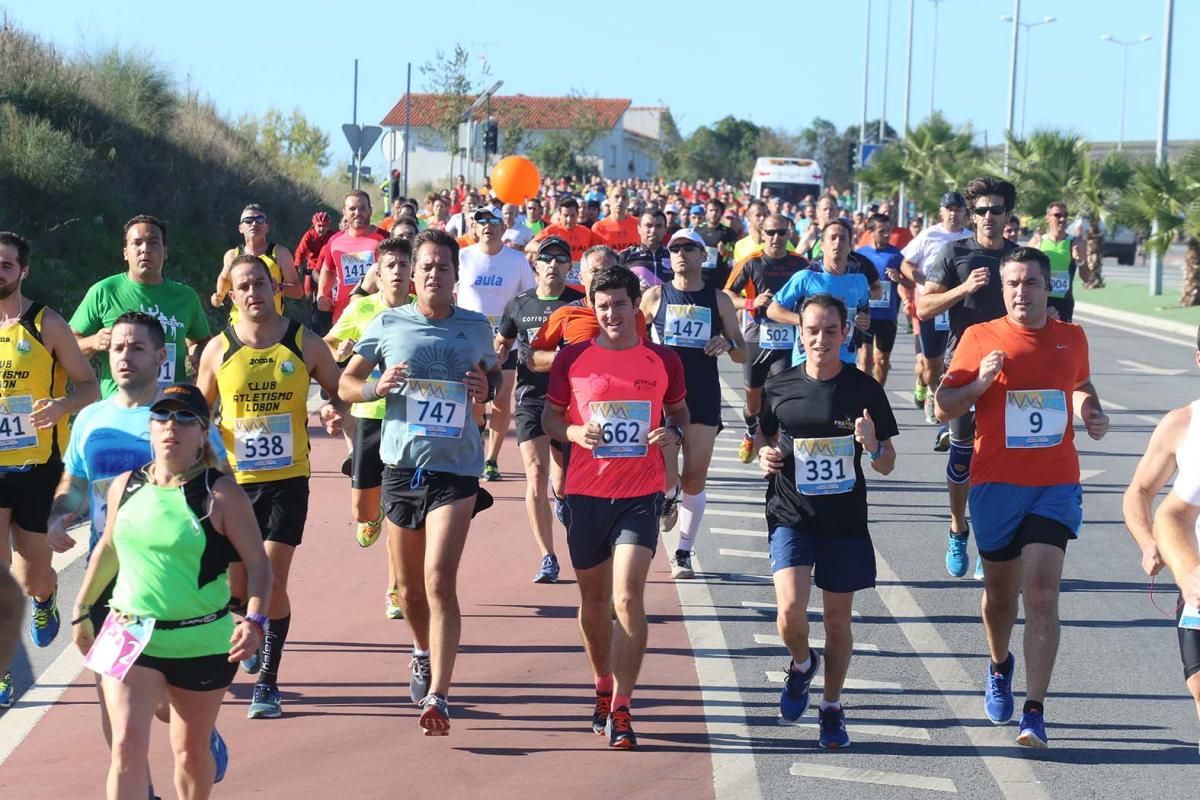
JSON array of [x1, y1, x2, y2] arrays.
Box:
[[1056, 344, 1069, 350]]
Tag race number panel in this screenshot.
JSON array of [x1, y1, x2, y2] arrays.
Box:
[[869, 281, 892, 309], [703, 246, 719, 270], [1004, 389, 1068, 448], [565, 261, 582, 286], [589, 400, 651, 458], [793, 435, 856, 496], [759, 320, 796, 351], [233, 414, 294, 471], [157, 342, 177, 387], [340, 251, 374, 288], [405, 379, 467, 438], [1050, 271, 1070, 299], [934, 312, 950, 332], [663, 304, 712, 349], [84, 612, 156, 683], [0, 394, 36, 452]]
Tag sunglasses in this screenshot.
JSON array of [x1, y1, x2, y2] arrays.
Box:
[[972, 204, 1007, 217], [763, 229, 790, 237], [537, 253, 571, 264], [1049, 212, 1066, 219], [241, 215, 267, 225], [150, 408, 204, 426], [668, 244, 702, 254]]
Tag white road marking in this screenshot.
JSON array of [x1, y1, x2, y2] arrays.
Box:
[[765, 671, 899, 692], [710, 527, 767, 538], [1117, 359, 1186, 377], [1080, 469, 1105, 482], [0, 646, 85, 767], [742, 600, 859, 619], [1101, 399, 1162, 426], [779, 718, 931, 740], [719, 548, 767, 559], [789, 763, 957, 794], [705, 492, 764, 504], [50, 524, 88, 572], [754, 633, 879, 653], [705, 508, 764, 519]]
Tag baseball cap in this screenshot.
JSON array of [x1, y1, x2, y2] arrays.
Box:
[[664, 203, 680, 214], [535, 236, 571, 259], [150, 383, 211, 425], [667, 229, 706, 249], [689, 204, 704, 215], [941, 191, 965, 208], [472, 208, 502, 224]]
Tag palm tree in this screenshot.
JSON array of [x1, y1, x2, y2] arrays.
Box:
[[1073, 151, 1134, 287], [998, 130, 1087, 225], [857, 114, 983, 217], [1115, 146, 1200, 302]]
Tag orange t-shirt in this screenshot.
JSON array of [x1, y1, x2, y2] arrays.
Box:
[[535, 224, 604, 264], [530, 302, 647, 351], [942, 317, 1090, 487], [592, 216, 640, 252]]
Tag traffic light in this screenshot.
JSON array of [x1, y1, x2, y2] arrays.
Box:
[[484, 120, 499, 154], [847, 141, 856, 172]]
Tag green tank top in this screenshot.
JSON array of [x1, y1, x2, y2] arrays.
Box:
[[1038, 236, 1073, 298], [109, 467, 236, 658]]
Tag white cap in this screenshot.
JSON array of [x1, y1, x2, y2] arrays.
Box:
[[667, 228, 706, 249]]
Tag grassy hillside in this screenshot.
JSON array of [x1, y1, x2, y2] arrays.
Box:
[[0, 18, 332, 322]]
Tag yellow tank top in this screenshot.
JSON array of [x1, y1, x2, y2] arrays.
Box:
[[0, 304, 68, 468], [215, 319, 310, 483], [229, 243, 284, 324]]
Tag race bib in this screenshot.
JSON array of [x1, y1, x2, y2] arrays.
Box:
[[793, 435, 856, 496], [1050, 271, 1070, 299], [702, 246, 719, 270], [84, 611, 155, 682], [1180, 602, 1200, 630], [340, 251, 374, 287], [233, 414, 294, 471], [740, 309, 759, 342], [157, 342, 177, 386], [566, 261, 582, 285], [759, 321, 796, 350], [487, 315, 502, 338], [590, 400, 651, 458], [1005, 390, 1068, 448], [664, 304, 712, 348], [870, 282, 892, 309], [0, 395, 36, 452], [525, 326, 541, 344], [406, 379, 467, 438], [934, 312, 950, 331]]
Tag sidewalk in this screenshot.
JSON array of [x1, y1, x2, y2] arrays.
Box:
[[0, 433, 716, 799], [1074, 279, 1200, 337]]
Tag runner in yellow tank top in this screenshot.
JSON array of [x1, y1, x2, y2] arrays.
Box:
[[197, 253, 344, 720], [211, 204, 303, 323], [0, 231, 99, 708]]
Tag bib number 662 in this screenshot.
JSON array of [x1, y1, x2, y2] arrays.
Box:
[[601, 420, 640, 444]]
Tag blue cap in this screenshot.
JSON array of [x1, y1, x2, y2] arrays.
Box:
[[941, 191, 965, 208], [690, 204, 704, 215]]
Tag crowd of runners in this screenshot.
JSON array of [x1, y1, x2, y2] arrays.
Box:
[[0, 167, 1198, 799]]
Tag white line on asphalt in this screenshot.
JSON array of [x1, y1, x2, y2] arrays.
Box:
[[764, 671, 899, 692], [872, 552, 1050, 800], [0, 646, 85, 767], [779, 718, 931, 740], [706, 508, 764, 519], [710, 527, 767, 538], [753, 634, 879, 653], [1117, 359, 1186, 377], [708, 466, 761, 475], [719, 548, 767, 559], [789, 763, 957, 794], [705, 492, 763, 503], [1080, 469, 1105, 482], [1073, 312, 1194, 348], [1102, 399, 1163, 426], [710, 455, 756, 463], [741, 600, 860, 618]]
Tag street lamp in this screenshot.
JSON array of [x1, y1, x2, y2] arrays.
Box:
[[928, 0, 949, 118], [1001, 14, 1056, 139], [1100, 34, 1153, 151]]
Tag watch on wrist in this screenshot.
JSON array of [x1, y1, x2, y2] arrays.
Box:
[[669, 424, 684, 443], [867, 441, 884, 461], [245, 612, 269, 632]]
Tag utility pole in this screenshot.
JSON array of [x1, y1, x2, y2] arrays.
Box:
[[899, 0, 914, 225], [1003, 0, 1020, 173], [1150, 0, 1174, 296], [857, 0, 872, 212]]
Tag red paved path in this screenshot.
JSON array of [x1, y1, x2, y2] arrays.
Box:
[[1, 431, 716, 799]]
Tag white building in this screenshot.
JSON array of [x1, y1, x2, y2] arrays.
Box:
[[380, 94, 672, 189]]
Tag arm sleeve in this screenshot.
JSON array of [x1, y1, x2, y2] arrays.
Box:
[[530, 307, 564, 350], [869, 379, 900, 441], [352, 316, 384, 368], [662, 347, 687, 405], [940, 327, 981, 388], [498, 298, 519, 339], [1075, 327, 1091, 384], [68, 286, 101, 336], [854, 275, 871, 315], [924, 242, 958, 288], [772, 271, 806, 312], [545, 344, 576, 407], [63, 416, 87, 478], [725, 259, 751, 294], [759, 380, 780, 438], [900, 232, 923, 264], [852, 252, 879, 284]]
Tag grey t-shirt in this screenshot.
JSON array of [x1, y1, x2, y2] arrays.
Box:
[[355, 304, 498, 476]]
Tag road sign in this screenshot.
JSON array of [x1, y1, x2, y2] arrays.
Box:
[[342, 123, 382, 155], [860, 143, 883, 168], [380, 129, 400, 162]]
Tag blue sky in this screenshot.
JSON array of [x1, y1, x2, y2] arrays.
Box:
[[8, 0, 1196, 175]]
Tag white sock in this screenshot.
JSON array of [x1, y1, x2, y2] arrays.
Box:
[[665, 483, 681, 501], [676, 491, 707, 552], [791, 655, 812, 674], [819, 699, 842, 711], [412, 647, 429, 657]]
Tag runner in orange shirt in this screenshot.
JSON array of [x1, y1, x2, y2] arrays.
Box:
[[592, 189, 640, 252], [526, 198, 604, 289]]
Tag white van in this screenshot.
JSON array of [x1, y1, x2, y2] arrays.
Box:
[[749, 157, 824, 205]]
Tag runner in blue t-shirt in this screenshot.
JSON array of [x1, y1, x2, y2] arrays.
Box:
[[768, 220, 871, 366], [856, 213, 911, 386], [45, 311, 228, 793]]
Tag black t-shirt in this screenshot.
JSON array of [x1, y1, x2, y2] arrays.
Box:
[[619, 244, 672, 283], [925, 237, 1017, 354], [759, 364, 899, 538], [499, 287, 585, 403], [694, 224, 739, 289]]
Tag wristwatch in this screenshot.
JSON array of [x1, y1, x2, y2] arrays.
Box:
[[669, 424, 685, 443]]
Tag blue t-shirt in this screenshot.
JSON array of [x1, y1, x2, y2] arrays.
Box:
[[856, 245, 903, 321], [355, 304, 498, 475], [772, 268, 871, 365], [64, 399, 227, 555]]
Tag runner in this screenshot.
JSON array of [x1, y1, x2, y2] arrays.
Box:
[[323, 238, 413, 619], [0, 230, 99, 707], [642, 229, 745, 579], [197, 254, 345, 719], [71, 215, 211, 397], [900, 192, 972, 429], [693, 198, 739, 290], [496, 238, 584, 583], [618, 210, 671, 288], [339, 229, 501, 736], [733, 200, 774, 264], [525, 197, 604, 289], [212, 204, 303, 323], [592, 188, 640, 252], [918, 177, 1019, 580], [935, 246, 1108, 748], [527, 246, 631, 371], [756, 293, 898, 749], [71, 383, 271, 799], [542, 264, 689, 749], [501, 202, 534, 250], [856, 213, 909, 386], [457, 207, 538, 482], [293, 211, 336, 317], [316, 190, 387, 325], [46, 314, 228, 790], [524, 197, 548, 236], [1122, 342, 1200, 752], [724, 214, 811, 463], [1029, 201, 1089, 323]]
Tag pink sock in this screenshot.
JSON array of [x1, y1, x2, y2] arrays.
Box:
[[594, 673, 613, 695], [612, 693, 632, 711]]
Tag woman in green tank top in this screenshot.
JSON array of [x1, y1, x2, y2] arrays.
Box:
[[72, 384, 272, 800]]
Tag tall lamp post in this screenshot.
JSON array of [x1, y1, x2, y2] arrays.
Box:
[[1000, 14, 1056, 139], [1149, 0, 1174, 297], [928, 0, 949, 118], [1100, 34, 1153, 151]]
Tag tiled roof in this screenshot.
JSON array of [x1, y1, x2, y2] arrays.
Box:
[[381, 94, 631, 131]]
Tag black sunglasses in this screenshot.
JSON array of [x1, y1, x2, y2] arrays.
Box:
[[241, 214, 267, 225], [668, 244, 702, 254], [537, 254, 571, 264], [1049, 212, 1067, 219], [763, 228, 790, 237], [972, 204, 1007, 217], [150, 409, 204, 426]]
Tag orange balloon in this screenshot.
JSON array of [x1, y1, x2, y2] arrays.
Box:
[[490, 156, 541, 204]]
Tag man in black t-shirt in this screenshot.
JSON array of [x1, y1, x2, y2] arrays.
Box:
[[756, 293, 898, 750], [917, 177, 1019, 580], [497, 237, 585, 584], [694, 198, 739, 290]]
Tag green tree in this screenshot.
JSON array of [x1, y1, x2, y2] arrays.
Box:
[[994, 130, 1086, 224], [672, 115, 762, 182], [528, 91, 609, 180], [857, 115, 983, 215], [419, 44, 491, 182], [1114, 147, 1199, 254], [236, 107, 330, 184]]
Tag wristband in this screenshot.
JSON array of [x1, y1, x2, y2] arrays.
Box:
[[726, 337, 737, 351], [362, 381, 379, 402], [71, 613, 92, 626], [744, 297, 755, 312], [485, 381, 497, 403], [867, 441, 884, 461], [245, 612, 269, 633], [669, 424, 684, 443]]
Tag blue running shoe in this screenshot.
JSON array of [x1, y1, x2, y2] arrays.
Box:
[[946, 532, 969, 578], [533, 554, 560, 584], [209, 727, 228, 783], [984, 653, 1015, 724], [30, 588, 59, 648], [240, 645, 261, 675], [779, 650, 821, 722], [817, 705, 851, 749], [1016, 710, 1048, 749], [0, 671, 13, 708], [247, 683, 282, 719], [973, 556, 984, 581]]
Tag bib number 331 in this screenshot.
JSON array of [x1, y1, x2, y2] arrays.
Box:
[[793, 435, 856, 495]]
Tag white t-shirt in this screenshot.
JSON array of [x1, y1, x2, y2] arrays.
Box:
[[1171, 400, 1200, 548], [502, 223, 534, 248], [901, 224, 975, 270], [456, 245, 538, 325]]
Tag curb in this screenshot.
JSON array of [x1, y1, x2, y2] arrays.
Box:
[[1074, 300, 1196, 340]]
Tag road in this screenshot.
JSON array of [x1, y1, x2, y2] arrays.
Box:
[[1, 308, 1198, 799]]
